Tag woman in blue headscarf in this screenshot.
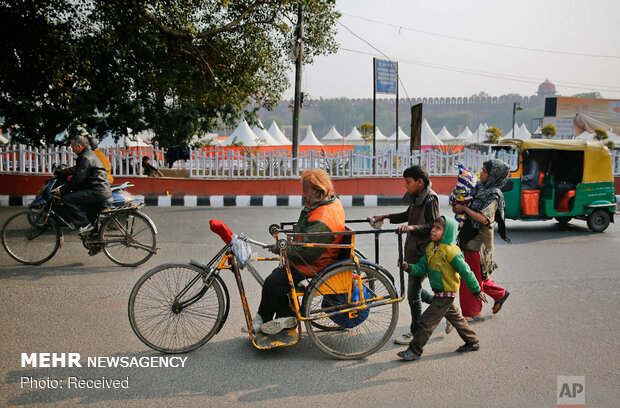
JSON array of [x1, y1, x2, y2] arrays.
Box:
[[452, 159, 511, 320]]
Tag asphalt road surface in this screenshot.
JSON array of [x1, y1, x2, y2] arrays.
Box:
[[1, 204, 619, 408]]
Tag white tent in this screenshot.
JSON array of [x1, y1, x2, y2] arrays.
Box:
[[519, 123, 532, 139], [502, 123, 520, 139], [344, 126, 366, 145], [267, 121, 291, 145], [388, 126, 410, 141], [421, 119, 443, 146], [374, 127, 390, 144], [575, 130, 594, 140], [99, 134, 148, 148], [472, 123, 487, 143], [436, 126, 454, 141], [220, 120, 262, 146], [455, 126, 474, 142], [300, 128, 323, 146], [322, 126, 345, 143], [252, 120, 280, 146]]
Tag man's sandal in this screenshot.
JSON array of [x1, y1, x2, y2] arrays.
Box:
[[492, 291, 510, 314]]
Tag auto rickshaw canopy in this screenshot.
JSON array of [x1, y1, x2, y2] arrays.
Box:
[[497, 139, 613, 183]]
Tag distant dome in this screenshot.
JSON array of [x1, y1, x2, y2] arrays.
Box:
[[538, 79, 556, 96]]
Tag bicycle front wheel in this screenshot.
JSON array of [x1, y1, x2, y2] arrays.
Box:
[[302, 264, 399, 359], [1, 211, 61, 265], [100, 211, 156, 267], [128, 263, 226, 353]]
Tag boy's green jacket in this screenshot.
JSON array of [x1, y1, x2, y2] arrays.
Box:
[[407, 216, 481, 295]]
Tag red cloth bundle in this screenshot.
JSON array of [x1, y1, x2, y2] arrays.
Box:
[[209, 219, 234, 244]]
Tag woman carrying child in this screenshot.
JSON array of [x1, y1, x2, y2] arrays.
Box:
[[452, 159, 511, 321]]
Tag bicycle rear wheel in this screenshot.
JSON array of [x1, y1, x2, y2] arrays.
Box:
[[1, 211, 60, 265], [128, 263, 226, 353], [100, 211, 156, 267], [302, 264, 398, 359]]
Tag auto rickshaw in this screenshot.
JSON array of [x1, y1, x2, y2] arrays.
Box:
[[492, 139, 617, 232]]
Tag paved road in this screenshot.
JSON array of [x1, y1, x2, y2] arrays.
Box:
[[1, 205, 619, 408]]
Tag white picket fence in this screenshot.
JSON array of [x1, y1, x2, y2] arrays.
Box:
[[2, 143, 619, 178]]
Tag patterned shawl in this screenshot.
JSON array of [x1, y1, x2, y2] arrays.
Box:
[[470, 158, 510, 242]]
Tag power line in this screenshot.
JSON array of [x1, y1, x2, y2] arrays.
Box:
[[339, 47, 620, 94], [341, 13, 620, 59], [337, 20, 414, 105]]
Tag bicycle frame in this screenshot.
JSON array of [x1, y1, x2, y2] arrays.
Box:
[[176, 223, 406, 351]]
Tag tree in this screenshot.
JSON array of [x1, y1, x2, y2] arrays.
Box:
[[485, 126, 502, 144], [1, 1, 340, 147], [541, 124, 556, 138], [593, 128, 608, 141], [357, 122, 373, 145]]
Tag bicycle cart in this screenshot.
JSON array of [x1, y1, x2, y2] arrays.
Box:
[[128, 219, 406, 359]]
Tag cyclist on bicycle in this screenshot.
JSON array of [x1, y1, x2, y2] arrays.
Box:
[[53, 135, 112, 234], [253, 169, 346, 335]]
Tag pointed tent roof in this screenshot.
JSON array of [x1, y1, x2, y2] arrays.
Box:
[[421, 119, 443, 146], [456, 126, 474, 141], [220, 120, 262, 146], [345, 126, 365, 141], [300, 128, 323, 146], [267, 120, 291, 145], [252, 120, 280, 146], [388, 126, 410, 141], [502, 123, 520, 139], [436, 126, 454, 141], [373, 127, 390, 144], [322, 126, 345, 142], [519, 123, 532, 139]]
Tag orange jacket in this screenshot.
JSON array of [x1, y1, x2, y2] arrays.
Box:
[[93, 149, 114, 184], [287, 196, 345, 277]]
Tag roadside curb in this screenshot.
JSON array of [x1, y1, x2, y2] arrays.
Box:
[[0, 194, 453, 208]]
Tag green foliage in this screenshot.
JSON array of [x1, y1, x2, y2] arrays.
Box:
[[357, 121, 373, 144], [604, 140, 615, 150], [593, 128, 608, 141], [541, 124, 556, 138], [0, 0, 340, 147], [485, 126, 502, 144]]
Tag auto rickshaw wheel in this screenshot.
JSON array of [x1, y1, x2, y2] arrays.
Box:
[[555, 216, 572, 224], [586, 209, 610, 232]]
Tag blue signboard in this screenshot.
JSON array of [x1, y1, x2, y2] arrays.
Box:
[[375, 59, 398, 95]]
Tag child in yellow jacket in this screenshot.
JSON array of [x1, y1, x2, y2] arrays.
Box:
[[398, 216, 487, 361]]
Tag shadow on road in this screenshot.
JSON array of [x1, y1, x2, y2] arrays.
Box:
[[0, 263, 128, 281], [496, 221, 596, 245]]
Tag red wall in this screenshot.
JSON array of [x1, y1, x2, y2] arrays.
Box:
[[1, 174, 619, 197]]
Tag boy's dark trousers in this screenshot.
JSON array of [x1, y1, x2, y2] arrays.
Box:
[[408, 296, 478, 356]]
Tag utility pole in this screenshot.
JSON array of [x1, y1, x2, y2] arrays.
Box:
[[292, 5, 304, 169]]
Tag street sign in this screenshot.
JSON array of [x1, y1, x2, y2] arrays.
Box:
[[375, 59, 398, 95]]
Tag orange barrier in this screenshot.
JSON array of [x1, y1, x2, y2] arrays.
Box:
[[521, 190, 540, 215]]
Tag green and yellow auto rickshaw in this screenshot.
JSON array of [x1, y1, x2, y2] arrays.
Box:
[[491, 139, 617, 232]]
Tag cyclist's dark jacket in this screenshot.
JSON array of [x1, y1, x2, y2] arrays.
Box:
[[59, 146, 111, 195], [287, 195, 345, 277]]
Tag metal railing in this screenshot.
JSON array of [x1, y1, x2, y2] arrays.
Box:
[[5, 144, 618, 178]]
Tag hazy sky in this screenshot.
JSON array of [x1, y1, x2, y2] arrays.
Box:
[[284, 0, 620, 101]]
